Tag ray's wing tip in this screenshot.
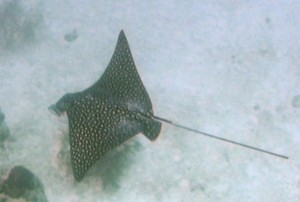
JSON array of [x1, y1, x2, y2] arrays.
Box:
[[74, 175, 83, 182], [119, 29, 127, 40], [73, 169, 85, 182]]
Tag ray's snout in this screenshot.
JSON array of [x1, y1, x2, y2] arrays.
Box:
[[48, 104, 62, 116]]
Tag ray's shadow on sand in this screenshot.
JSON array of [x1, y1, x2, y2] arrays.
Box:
[[87, 140, 143, 193], [57, 134, 144, 193]]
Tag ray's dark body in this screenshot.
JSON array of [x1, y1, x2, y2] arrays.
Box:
[[50, 31, 161, 181]]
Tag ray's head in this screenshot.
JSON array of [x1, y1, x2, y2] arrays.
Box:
[[48, 93, 73, 116]]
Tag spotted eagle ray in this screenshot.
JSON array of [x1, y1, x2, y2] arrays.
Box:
[[49, 30, 288, 182]]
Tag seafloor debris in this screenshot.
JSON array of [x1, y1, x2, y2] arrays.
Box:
[[0, 166, 47, 202], [0, 110, 4, 124], [0, 109, 10, 147], [292, 95, 300, 108], [64, 29, 78, 42], [0, 0, 43, 50]]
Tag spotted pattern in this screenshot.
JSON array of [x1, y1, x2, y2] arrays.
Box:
[[51, 30, 162, 181]]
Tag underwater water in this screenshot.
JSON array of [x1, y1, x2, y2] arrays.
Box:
[[0, 0, 299, 201]]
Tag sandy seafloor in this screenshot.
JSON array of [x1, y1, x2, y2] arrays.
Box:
[[0, 0, 299, 201]]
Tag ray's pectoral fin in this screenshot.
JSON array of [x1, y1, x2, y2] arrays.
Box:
[[141, 116, 162, 141], [68, 108, 162, 181]]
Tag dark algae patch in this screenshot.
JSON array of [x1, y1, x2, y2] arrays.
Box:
[[0, 166, 47, 202]]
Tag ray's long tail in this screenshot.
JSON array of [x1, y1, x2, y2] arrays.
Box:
[[153, 115, 289, 160]]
